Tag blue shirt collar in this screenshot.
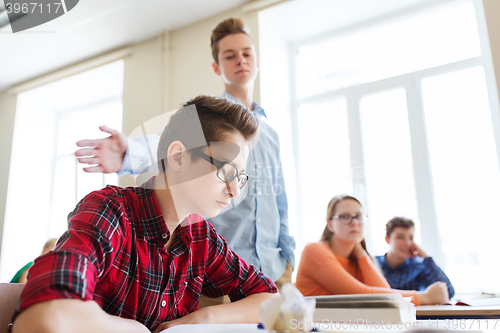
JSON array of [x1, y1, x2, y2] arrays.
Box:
[[220, 91, 267, 118]]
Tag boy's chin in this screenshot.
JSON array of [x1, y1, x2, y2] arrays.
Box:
[[203, 210, 222, 219]]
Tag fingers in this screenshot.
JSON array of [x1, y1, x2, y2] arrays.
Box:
[[99, 125, 120, 136], [409, 243, 418, 257], [76, 139, 103, 148], [83, 166, 105, 173], [76, 126, 120, 148], [77, 157, 100, 165], [75, 148, 99, 157]]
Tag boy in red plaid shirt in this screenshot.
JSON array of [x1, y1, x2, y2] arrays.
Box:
[[12, 95, 276, 333]]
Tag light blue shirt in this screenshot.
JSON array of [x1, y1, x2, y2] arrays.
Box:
[[119, 92, 295, 281]]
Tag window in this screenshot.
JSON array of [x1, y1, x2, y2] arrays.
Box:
[[359, 88, 421, 252], [296, 98, 352, 242], [421, 66, 500, 293], [292, 0, 500, 293], [296, 1, 481, 99], [0, 61, 124, 282]]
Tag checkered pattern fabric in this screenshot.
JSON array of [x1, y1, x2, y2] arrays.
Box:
[[15, 176, 276, 330], [376, 255, 455, 298]]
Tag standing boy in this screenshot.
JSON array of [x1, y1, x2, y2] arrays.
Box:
[[13, 95, 276, 333], [76, 18, 295, 294]]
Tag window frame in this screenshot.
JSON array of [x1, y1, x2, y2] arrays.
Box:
[[288, 0, 500, 268]]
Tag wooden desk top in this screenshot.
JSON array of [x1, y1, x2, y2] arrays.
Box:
[[416, 305, 500, 319]]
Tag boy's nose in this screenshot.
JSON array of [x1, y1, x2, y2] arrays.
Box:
[[225, 178, 241, 198], [236, 54, 246, 65]]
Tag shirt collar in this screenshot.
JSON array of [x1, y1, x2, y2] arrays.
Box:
[[220, 91, 267, 118], [379, 254, 390, 269], [138, 176, 193, 247]]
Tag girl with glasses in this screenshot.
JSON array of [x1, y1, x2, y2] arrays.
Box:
[[295, 195, 449, 305]]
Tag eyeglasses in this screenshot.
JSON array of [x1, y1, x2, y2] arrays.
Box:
[[184, 144, 249, 189], [330, 214, 367, 225]]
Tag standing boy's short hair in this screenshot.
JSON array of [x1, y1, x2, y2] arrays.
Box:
[[210, 18, 252, 64], [385, 217, 415, 237], [157, 94, 259, 171]]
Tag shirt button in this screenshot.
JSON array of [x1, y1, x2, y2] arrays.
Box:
[[161, 300, 167, 307], [162, 234, 168, 239], [184, 281, 188, 286], [257, 218, 261, 223], [257, 190, 262, 195]]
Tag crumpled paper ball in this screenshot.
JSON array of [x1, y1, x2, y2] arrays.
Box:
[[259, 283, 316, 332]]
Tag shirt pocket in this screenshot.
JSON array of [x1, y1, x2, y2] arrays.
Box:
[[175, 275, 204, 314]]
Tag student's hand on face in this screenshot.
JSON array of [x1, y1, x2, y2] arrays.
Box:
[[410, 243, 428, 258], [75, 125, 128, 173], [419, 281, 449, 305], [352, 241, 367, 260]]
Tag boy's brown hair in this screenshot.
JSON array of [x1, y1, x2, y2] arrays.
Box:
[[385, 216, 415, 237], [157, 94, 259, 171], [210, 18, 252, 64]]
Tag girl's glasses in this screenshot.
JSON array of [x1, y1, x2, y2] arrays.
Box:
[[330, 214, 367, 225]]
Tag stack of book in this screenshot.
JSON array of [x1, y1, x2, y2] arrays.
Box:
[[307, 293, 416, 324]]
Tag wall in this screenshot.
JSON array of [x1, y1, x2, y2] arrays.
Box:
[[119, 5, 261, 186], [167, 7, 260, 110], [119, 34, 169, 187], [0, 92, 17, 267], [483, 0, 500, 98]]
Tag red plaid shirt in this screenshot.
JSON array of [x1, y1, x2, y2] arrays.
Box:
[[15, 177, 276, 330]]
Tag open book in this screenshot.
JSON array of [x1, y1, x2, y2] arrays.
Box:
[[307, 293, 416, 324], [450, 296, 500, 307]]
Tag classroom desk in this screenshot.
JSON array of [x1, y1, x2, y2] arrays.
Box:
[[161, 321, 498, 333], [416, 305, 500, 320]]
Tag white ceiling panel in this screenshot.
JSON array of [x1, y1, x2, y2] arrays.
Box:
[[0, 0, 450, 92], [0, 0, 251, 92]]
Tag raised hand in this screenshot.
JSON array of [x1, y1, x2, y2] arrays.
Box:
[[410, 243, 428, 258], [75, 125, 127, 173], [352, 241, 367, 260]]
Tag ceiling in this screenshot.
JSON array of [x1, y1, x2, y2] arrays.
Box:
[[0, 0, 251, 92], [0, 0, 444, 93]]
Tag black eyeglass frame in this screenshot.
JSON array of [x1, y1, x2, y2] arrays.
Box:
[[183, 143, 249, 189], [329, 214, 368, 225]]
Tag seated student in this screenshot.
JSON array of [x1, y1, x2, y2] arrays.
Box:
[[295, 195, 449, 305], [11, 238, 57, 283], [12, 95, 277, 333], [375, 216, 455, 299]]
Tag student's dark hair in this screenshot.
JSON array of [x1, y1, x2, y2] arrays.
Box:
[[320, 195, 371, 260], [157, 94, 259, 171], [211, 18, 252, 64], [385, 216, 415, 237]]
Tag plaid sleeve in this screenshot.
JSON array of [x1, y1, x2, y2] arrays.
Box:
[[202, 225, 277, 302], [421, 257, 455, 298], [14, 189, 125, 318]]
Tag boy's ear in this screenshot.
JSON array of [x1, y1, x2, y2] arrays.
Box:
[[385, 235, 390, 244], [167, 141, 185, 172], [212, 62, 221, 76]]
